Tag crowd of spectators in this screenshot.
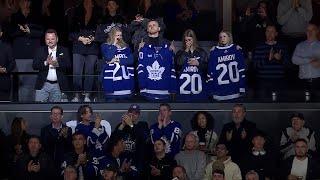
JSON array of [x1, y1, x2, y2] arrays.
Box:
[[0, 103, 319, 180], [0, 0, 319, 102]]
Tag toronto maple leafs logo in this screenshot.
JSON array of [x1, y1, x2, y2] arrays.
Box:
[[147, 61, 165, 81]]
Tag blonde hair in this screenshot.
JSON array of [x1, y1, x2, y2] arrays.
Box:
[[107, 27, 127, 48], [218, 30, 233, 46], [182, 29, 199, 50]]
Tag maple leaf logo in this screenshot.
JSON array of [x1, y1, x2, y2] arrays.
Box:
[[146, 61, 165, 81]]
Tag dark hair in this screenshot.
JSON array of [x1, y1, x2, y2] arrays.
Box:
[[159, 103, 171, 111], [233, 103, 246, 112], [51, 105, 63, 115], [173, 165, 187, 174], [11, 117, 26, 138], [28, 135, 41, 144], [106, 132, 123, 153], [212, 169, 225, 176], [72, 131, 85, 140], [290, 112, 304, 121], [190, 111, 215, 130], [77, 105, 93, 121], [45, 28, 58, 37], [295, 138, 308, 145], [155, 139, 166, 146]]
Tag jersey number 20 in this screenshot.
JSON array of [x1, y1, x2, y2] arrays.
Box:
[[180, 74, 202, 94], [216, 61, 239, 85]]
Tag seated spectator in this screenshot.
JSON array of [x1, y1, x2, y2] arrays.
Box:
[[33, 29, 71, 102], [204, 143, 242, 180], [61, 132, 97, 179], [101, 27, 134, 100], [6, 117, 30, 177], [277, 0, 313, 53], [252, 24, 290, 100], [240, 0, 276, 51], [280, 112, 316, 159], [97, 133, 138, 179], [0, 24, 16, 101], [40, 106, 72, 173], [102, 164, 118, 180], [75, 105, 110, 159], [175, 29, 208, 101], [175, 133, 206, 180], [241, 131, 275, 180], [14, 135, 55, 180], [69, 0, 102, 102], [95, 0, 130, 43], [150, 103, 182, 157], [219, 104, 256, 164], [190, 111, 218, 158], [212, 169, 226, 180], [63, 165, 78, 180], [172, 165, 188, 180], [245, 170, 259, 180], [207, 31, 246, 101], [148, 139, 177, 180], [292, 23, 320, 100], [9, 0, 43, 59], [281, 138, 319, 179], [113, 104, 150, 175], [137, 20, 176, 101]]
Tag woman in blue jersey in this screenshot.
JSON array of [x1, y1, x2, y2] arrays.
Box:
[[207, 30, 246, 101], [175, 29, 208, 101], [101, 27, 134, 101]]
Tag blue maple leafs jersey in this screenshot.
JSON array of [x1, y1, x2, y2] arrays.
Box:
[[207, 44, 246, 101], [137, 44, 177, 100], [101, 44, 134, 98], [177, 58, 207, 102], [150, 121, 182, 157]]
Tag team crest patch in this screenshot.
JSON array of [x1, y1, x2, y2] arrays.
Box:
[[147, 61, 165, 81]]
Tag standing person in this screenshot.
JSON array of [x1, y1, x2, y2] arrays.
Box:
[[280, 112, 316, 159], [207, 31, 246, 101], [75, 105, 110, 159], [292, 23, 320, 100], [150, 103, 182, 157], [175, 29, 208, 102], [70, 0, 102, 102], [33, 28, 71, 102], [190, 111, 218, 158], [113, 104, 150, 177], [137, 19, 177, 101], [252, 24, 290, 100], [148, 139, 177, 180], [0, 24, 16, 101], [101, 27, 134, 100], [40, 106, 72, 173], [218, 104, 256, 165]]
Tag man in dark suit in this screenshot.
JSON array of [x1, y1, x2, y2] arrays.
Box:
[[0, 24, 16, 101], [33, 28, 70, 102], [219, 103, 257, 165]]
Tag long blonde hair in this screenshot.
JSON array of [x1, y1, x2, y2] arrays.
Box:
[[107, 27, 127, 48], [218, 30, 233, 46]]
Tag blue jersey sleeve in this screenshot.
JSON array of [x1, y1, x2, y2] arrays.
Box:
[[236, 48, 246, 93], [119, 48, 134, 66], [101, 44, 117, 62], [169, 51, 178, 93], [137, 48, 147, 89]]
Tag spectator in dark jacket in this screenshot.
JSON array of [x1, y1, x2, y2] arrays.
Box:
[[40, 106, 72, 173], [281, 138, 319, 180], [219, 104, 256, 165], [0, 24, 16, 100], [14, 135, 55, 180], [69, 0, 102, 102]]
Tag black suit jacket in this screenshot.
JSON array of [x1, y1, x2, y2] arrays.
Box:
[[0, 40, 16, 92], [32, 46, 70, 91]]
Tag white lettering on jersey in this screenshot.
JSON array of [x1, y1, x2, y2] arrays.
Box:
[[218, 54, 235, 63], [183, 66, 199, 73]]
